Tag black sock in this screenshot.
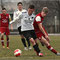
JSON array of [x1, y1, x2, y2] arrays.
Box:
[[33, 44, 41, 53], [21, 38, 27, 47], [26, 38, 30, 47], [36, 43, 38, 46], [41, 42, 44, 46]]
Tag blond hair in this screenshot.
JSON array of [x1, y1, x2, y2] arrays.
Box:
[[42, 7, 49, 13]]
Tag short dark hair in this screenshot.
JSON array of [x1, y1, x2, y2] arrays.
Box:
[[17, 2, 23, 6], [29, 5, 35, 9], [2, 8, 6, 10]]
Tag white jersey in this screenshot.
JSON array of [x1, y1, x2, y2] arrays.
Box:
[[21, 12, 35, 31], [13, 9, 27, 28]]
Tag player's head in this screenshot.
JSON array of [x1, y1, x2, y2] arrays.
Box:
[[41, 7, 48, 17], [28, 5, 35, 15], [2, 8, 6, 15], [17, 2, 23, 11]]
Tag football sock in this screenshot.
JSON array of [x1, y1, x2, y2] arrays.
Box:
[[21, 38, 27, 47], [33, 44, 41, 53], [1, 36, 4, 46], [26, 38, 30, 47], [41, 42, 44, 46], [36, 43, 39, 46], [6, 36, 9, 47], [47, 45, 57, 54]]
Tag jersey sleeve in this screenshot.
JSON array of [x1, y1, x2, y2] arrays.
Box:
[[13, 11, 22, 21], [35, 16, 42, 23], [13, 11, 18, 20]]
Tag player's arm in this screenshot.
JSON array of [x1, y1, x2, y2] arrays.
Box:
[[36, 16, 49, 40], [9, 15, 13, 30], [10, 12, 22, 24], [36, 16, 48, 37], [38, 21, 50, 41], [13, 12, 19, 21], [13, 11, 22, 21], [10, 11, 22, 24], [38, 23, 47, 36]]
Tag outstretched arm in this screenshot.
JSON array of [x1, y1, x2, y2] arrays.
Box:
[[13, 12, 21, 21], [10, 12, 22, 24]]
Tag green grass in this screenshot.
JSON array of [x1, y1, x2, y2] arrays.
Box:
[[0, 35, 60, 60]]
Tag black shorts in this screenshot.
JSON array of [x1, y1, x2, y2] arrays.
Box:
[[18, 26, 22, 35], [22, 30, 37, 40]]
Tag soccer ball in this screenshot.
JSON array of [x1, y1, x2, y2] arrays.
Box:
[[14, 49, 22, 57]]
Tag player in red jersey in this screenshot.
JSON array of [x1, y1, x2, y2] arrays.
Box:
[[33, 7, 60, 56], [0, 8, 13, 49]]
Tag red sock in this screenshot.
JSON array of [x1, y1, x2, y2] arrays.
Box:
[[1, 37, 4, 46], [7, 41, 9, 47], [47, 45, 57, 54]]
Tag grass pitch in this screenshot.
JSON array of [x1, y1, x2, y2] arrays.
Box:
[[0, 35, 60, 60]]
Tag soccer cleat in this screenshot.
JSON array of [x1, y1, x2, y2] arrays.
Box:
[[57, 53, 60, 56], [24, 47, 28, 51], [28, 46, 32, 50], [37, 53, 43, 57]]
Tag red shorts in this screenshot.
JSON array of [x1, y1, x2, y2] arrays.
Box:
[[0, 27, 10, 35], [36, 28, 48, 40]]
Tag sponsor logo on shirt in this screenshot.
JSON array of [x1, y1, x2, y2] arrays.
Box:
[[2, 19, 7, 23]]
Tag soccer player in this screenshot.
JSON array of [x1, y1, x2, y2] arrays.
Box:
[[21, 5, 43, 56], [0, 8, 13, 49], [13, 2, 32, 50], [33, 7, 60, 56], [10, 4, 43, 56]]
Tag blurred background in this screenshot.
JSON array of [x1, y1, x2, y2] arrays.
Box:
[[0, 0, 60, 34]]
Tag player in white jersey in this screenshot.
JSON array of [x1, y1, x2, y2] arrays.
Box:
[[21, 11, 35, 31], [21, 5, 43, 56], [13, 2, 31, 50], [10, 5, 43, 56]]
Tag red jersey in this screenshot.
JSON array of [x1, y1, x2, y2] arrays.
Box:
[[33, 13, 44, 33], [0, 13, 10, 27]]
